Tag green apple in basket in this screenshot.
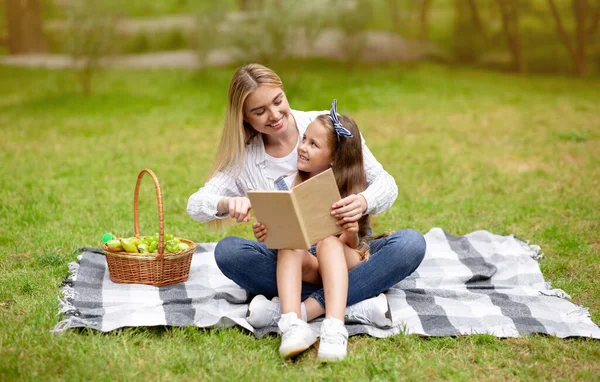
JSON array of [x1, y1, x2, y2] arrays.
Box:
[[173, 242, 190, 252], [141, 234, 190, 253]]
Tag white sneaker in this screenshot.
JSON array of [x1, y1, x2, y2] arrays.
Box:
[[345, 293, 393, 328], [248, 293, 393, 329], [246, 295, 281, 328], [317, 317, 348, 362], [278, 312, 317, 359]]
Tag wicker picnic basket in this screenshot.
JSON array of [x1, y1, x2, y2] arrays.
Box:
[[102, 168, 195, 287]]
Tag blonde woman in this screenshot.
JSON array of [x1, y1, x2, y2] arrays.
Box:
[[187, 64, 426, 358]]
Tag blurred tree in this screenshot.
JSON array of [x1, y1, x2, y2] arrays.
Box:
[[590, 1, 600, 37], [239, 0, 264, 11], [5, 0, 47, 53], [296, 0, 330, 54], [224, 0, 335, 65], [453, 0, 485, 62], [419, 0, 434, 41], [64, 0, 116, 95], [495, 0, 526, 73], [225, 0, 295, 64], [388, 0, 401, 34], [548, 0, 598, 76], [466, 0, 487, 42], [336, 0, 372, 65], [192, 2, 228, 69]]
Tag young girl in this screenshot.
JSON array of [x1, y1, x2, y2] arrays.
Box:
[[259, 100, 374, 361]]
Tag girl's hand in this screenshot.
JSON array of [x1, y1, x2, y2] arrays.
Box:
[[253, 223, 267, 242], [332, 194, 367, 223], [221, 197, 252, 223], [341, 220, 359, 234]]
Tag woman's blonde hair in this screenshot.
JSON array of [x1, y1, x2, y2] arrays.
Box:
[[208, 63, 283, 179]]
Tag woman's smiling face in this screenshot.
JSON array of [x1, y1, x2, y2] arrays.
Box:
[[297, 119, 333, 177], [243, 85, 292, 136]]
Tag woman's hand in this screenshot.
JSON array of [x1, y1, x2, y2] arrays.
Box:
[[331, 194, 368, 223], [253, 223, 267, 242], [218, 197, 252, 223]]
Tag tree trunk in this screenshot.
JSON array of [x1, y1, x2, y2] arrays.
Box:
[[419, 0, 433, 41], [588, 0, 600, 37], [547, 0, 588, 76], [573, 0, 588, 75], [466, 0, 486, 41], [388, 0, 400, 33], [496, 0, 526, 73], [5, 0, 47, 54], [508, 1, 526, 73]]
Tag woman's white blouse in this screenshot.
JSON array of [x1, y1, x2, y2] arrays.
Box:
[[187, 110, 398, 222]]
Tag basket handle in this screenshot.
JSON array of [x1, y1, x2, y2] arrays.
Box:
[[133, 168, 165, 259]]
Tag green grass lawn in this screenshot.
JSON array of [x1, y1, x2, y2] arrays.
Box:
[[0, 61, 599, 380]]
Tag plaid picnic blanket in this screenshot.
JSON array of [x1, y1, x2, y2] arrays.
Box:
[[53, 228, 600, 339]]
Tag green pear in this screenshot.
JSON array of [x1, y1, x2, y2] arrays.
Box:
[[120, 239, 139, 253], [106, 240, 124, 252], [129, 237, 143, 246]]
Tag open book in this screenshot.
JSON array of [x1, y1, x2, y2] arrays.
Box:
[[247, 169, 342, 249]]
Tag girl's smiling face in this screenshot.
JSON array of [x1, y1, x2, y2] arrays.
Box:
[[297, 119, 334, 178]]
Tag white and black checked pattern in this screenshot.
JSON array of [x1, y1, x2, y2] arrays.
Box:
[[186, 109, 398, 222], [54, 228, 600, 339]]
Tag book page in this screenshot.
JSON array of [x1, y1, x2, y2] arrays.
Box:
[[246, 191, 309, 249], [292, 169, 342, 245]]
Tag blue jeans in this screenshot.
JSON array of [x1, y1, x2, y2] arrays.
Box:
[[214, 229, 426, 308]]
